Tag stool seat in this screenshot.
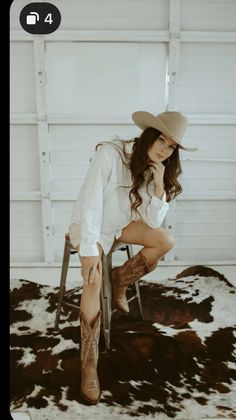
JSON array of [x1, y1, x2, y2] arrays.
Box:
[[54, 233, 144, 350]]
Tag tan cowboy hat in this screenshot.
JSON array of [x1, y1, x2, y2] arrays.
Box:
[[132, 111, 198, 151]]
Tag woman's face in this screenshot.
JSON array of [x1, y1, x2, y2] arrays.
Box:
[[147, 134, 178, 163]]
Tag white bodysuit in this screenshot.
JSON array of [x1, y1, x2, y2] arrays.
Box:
[[69, 139, 169, 256]]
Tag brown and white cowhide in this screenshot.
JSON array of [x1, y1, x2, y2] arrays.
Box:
[[10, 266, 236, 420]]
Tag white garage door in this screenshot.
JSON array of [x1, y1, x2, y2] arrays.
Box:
[[10, 0, 236, 272]]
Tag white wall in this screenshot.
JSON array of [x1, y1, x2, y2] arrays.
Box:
[[10, 0, 236, 283]]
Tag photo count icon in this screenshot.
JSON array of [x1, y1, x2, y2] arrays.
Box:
[[19, 2, 61, 35], [26, 12, 39, 25]]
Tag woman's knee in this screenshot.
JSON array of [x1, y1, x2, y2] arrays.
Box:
[[153, 227, 175, 252]]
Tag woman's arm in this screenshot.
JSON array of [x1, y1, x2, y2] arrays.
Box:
[[70, 145, 115, 257], [142, 161, 169, 227], [143, 192, 169, 228]]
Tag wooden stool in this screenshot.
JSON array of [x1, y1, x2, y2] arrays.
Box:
[[54, 233, 144, 350]]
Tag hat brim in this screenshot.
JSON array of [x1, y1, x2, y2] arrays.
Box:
[[132, 111, 198, 152]]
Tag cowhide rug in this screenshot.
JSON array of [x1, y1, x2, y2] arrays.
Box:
[[10, 266, 236, 420]]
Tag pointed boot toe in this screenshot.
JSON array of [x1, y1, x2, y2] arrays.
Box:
[[81, 366, 101, 404], [111, 271, 129, 314]]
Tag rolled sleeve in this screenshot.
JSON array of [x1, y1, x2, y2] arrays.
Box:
[[69, 223, 99, 256], [143, 191, 169, 228]]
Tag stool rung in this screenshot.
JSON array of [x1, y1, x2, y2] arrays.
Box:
[[63, 301, 80, 310], [64, 286, 83, 299], [127, 294, 138, 303]]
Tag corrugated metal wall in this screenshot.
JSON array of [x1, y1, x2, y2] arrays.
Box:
[[10, 0, 236, 274]]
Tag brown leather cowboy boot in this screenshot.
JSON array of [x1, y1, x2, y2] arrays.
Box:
[[79, 310, 101, 404], [111, 250, 157, 314]]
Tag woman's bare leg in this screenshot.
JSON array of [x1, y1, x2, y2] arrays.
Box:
[[117, 220, 175, 265], [80, 275, 102, 325], [77, 243, 103, 325]]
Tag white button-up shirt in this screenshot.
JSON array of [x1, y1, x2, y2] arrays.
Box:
[[69, 140, 169, 256]]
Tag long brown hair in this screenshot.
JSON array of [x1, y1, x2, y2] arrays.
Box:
[[95, 127, 183, 218]]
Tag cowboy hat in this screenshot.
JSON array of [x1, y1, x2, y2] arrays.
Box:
[[132, 111, 198, 151]]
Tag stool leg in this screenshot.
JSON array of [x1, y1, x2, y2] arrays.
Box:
[[54, 237, 71, 330], [126, 245, 144, 320], [100, 252, 112, 350], [126, 244, 134, 259], [135, 281, 144, 320]]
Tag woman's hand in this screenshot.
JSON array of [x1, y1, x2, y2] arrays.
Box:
[[148, 162, 165, 190], [79, 255, 102, 286]]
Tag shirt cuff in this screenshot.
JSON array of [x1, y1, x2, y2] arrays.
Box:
[[79, 242, 100, 257], [69, 223, 100, 256], [151, 191, 167, 208]]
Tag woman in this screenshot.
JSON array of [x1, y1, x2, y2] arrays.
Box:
[[69, 110, 197, 404]]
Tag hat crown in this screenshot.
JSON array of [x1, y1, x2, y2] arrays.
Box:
[[157, 111, 188, 140]]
